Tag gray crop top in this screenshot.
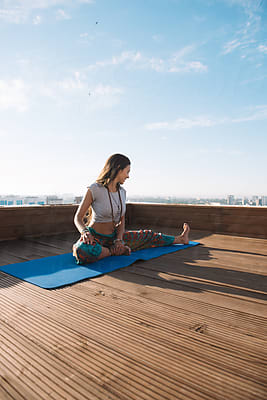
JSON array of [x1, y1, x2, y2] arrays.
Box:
[[88, 182, 127, 224]]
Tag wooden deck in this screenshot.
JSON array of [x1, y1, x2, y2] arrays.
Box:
[[0, 227, 266, 400]]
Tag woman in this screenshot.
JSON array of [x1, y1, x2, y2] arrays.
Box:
[[73, 153, 190, 264]]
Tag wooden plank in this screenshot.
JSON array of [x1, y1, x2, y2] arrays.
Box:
[[0, 271, 265, 353], [0, 302, 193, 400], [92, 268, 267, 338], [72, 279, 267, 354], [1, 287, 266, 400], [0, 323, 122, 400], [0, 371, 33, 400]]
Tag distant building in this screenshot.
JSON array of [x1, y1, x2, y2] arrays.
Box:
[[242, 197, 248, 206], [74, 196, 83, 204], [227, 195, 235, 205], [24, 196, 40, 205], [46, 196, 63, 205]]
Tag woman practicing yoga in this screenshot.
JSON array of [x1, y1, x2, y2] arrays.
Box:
[[73, 154, 190, 264]]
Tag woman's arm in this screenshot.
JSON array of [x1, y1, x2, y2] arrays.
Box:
[[116, 215, 125, 240], [112, 215, 131, 255], [74, 189, 94, 244]]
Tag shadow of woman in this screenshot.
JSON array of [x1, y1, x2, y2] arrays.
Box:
[[107, 236, 267, 302]]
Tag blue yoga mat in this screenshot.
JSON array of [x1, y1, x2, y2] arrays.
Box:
[[0, 241, 199, 289]]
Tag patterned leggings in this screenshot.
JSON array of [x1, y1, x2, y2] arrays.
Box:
[[73, 227, 175, 265]]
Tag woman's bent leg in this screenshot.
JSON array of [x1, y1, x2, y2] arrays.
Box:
[[123, 229, 175, 252], [73, 239, 110, 265]]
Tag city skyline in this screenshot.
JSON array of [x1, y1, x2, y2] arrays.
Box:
[[1, 193, 267, 208], [1, 0, 267, 197]]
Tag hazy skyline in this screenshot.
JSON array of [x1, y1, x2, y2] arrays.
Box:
[[1, 0, 266, 198]]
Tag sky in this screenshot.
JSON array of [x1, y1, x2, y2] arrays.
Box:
[[0, 0, 266, 198]]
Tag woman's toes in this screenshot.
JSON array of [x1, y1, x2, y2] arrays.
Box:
[[181, 223, 190, 244], [183, 222, 190, 232], [124, 245, 131, 255]]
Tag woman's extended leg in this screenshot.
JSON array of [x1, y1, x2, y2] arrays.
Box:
[[123, 223, 190, 252]]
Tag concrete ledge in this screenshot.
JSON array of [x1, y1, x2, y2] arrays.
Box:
[[0, 203, 266, 241]]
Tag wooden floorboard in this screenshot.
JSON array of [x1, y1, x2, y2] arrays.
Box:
[[0, 228, 266, 400]]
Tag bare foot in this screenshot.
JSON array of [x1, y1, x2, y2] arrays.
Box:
[[174, 223, 190, 245], [110, 245, 131, 256], [123, 245, 131, 256]]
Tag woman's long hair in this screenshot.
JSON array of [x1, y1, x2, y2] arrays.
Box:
[[96, 153, 131, 189], [83, 154, 131, 226]]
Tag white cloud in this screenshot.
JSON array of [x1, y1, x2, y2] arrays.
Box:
[[222, 0, 264, 57], [33, 15, 42, 24], [112, 51, 142, 65], [169, 61, 208, 73], [0, 79, 30, 112], [0, 8, 27, 23], [57, 77, 85, 90], [56, 9, 71, 20], [199, 148, 244, 156], [0, 0, 93, 23], [37, 72, 124, 109], [240, 74, 267, 85], [145, 117, 219, 131], [91, 84, 123, 97], [258, 44, 267, 54], [86, 84, 124, 110], [85, 47, 208, 74], [0, 72, 124, 111], [38, 72, 86, 97], [223, 39, 242, 55], [86, 51, 142, 70], [145, 105, 267, 131], [231, 105, 267, 123], [170, 46, 195, 61]]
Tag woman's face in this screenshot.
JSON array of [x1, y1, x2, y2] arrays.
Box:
[[118, 164, 131, 184]]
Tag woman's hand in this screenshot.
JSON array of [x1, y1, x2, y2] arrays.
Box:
[[112, 240, 131, 256], [81, 231, 95, 245], [114, 241, 125, 255]]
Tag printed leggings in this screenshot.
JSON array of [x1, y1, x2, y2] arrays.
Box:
[[73, 227, 175, 265]]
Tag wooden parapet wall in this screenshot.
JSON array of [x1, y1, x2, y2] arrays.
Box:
[[0, 205, 78, 241], [126, 203, 267, 238], [0, 203, 266, 241]]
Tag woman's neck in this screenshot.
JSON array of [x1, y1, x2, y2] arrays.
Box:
[[107, 180, 118, 192]]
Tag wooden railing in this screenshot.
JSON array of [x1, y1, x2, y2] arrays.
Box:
[[0, 205, 78, 241], [126, 203, 267, 238], [0, 203, 266, 241]]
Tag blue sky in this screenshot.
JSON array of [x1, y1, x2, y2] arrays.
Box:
[[0, 0, 266, 197]]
